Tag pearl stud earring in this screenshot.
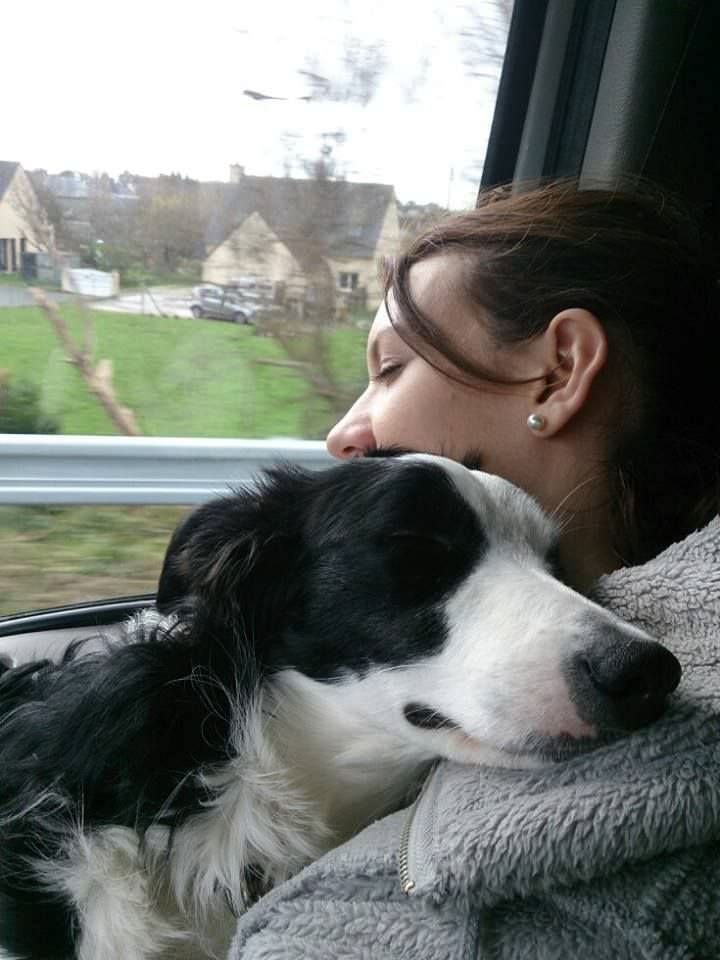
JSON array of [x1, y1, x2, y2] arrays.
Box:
[[527, 412, 546, 432]]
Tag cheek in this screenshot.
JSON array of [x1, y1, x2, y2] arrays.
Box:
[[372, 383, 445, 453], [453, 393, 531, 476], [375, 372, 472, 454]]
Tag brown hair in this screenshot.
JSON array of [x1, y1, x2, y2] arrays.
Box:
[[385, 180, 720, 564]]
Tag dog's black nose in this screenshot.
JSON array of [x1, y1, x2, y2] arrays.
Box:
[[571, 630, 681, 732]]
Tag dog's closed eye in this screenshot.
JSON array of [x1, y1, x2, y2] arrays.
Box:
[[387, 530, 456, 551], [383, 530, 464, 572], [376, 530, 476, 600]]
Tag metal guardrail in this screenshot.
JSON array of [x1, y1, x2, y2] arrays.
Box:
[[0, 435, 334, 505]]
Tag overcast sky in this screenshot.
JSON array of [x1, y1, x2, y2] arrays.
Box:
[[4, 0, 509, 207]]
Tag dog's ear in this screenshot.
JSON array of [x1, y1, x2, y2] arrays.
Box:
[[156, 466, 310, 620], [157, 505, 214, 613]]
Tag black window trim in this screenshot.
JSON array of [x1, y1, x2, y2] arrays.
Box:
[[0, 596, 155, 638]]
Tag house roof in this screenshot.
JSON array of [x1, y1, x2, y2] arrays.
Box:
[[204, 176, 395, 267], [46, 173, 90, 199], [0, 162, 20, 201]]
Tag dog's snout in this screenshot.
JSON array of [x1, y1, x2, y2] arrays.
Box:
[[570, 628, 681, 733]]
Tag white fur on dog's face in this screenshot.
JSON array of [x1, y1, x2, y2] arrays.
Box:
[[271, 456, 674, 796]]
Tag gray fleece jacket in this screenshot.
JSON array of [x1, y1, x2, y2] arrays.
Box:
[[229, 518, 720, 959]]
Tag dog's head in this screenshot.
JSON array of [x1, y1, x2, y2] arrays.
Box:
[[157, 455, 681, 766]]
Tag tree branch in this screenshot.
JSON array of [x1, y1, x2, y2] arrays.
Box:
[[31, 288, 143, 436]]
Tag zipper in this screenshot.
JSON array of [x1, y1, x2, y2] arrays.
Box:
[[398, 801, 417, 894], [398, 762, 437, 895]]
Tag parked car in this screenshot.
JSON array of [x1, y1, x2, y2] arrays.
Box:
[[228, 275, 274, 300], [190, 285, 258, 324]]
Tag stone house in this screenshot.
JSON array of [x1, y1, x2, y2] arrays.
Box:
[[202, 174, 400, 309]]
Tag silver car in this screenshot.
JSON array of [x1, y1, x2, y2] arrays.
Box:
[[190, 285, 257, 324]]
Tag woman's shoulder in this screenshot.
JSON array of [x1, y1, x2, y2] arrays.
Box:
[[592, 514, 720, 631]]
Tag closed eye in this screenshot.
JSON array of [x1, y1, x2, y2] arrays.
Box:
[[388, 530, 454, 551], [381, 527, 478, 596], [371, 362, 402, 383]]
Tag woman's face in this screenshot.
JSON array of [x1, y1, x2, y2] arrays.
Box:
[[326, 254, 546, 489]]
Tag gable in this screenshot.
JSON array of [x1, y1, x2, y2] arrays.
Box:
[[0, 162, 20, 203], [205, 177, 396, 265], [208, 211, 296, 269]]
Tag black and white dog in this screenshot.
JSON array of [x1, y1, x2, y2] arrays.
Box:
[[0, 455, 681, 959]]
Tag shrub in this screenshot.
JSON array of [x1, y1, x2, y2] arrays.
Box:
[[0, 374, 59, 434]]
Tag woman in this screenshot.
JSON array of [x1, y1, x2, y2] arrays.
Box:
[[230, 182, 720, 958]]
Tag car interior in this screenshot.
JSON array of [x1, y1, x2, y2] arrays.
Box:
[[2, 0, 719, 664]]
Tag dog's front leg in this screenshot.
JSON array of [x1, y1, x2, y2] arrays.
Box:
[[51, 827, 191, 960]]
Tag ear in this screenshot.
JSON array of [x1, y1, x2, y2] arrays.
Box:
[[157, 466, 313, 625], [156, 505, 215, 613], [531, 309, 608, 436]]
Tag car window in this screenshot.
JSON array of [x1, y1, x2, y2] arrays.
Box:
[[1, 0, 514, 615]]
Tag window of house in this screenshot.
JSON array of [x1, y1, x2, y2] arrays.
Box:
[[339, 272, 359, 290], [1, 0, 514, 615]]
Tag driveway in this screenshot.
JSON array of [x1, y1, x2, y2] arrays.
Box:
[[0, 283, 194, 318], [92, 287, 194, 318]]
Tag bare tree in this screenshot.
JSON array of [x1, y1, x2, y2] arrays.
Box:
[[254, 145, 359, 426], [455, 0, 514, 185], [299, 35, 387, 107], [458, 0, 514, 80]]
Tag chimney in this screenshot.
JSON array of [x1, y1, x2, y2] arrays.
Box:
[[229, 164, 245, 183]]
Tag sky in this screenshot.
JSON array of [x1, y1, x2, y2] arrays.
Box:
[[3, 0, 509, 208]]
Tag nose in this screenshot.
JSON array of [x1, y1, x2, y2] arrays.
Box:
[[570, 630, 682, 732], [326, 405, 376, 460]]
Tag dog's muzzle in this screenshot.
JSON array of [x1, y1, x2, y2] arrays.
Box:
[[567, 625, 682, 732]]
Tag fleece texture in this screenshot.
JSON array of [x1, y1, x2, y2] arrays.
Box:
[[228, 518, 720, 960]]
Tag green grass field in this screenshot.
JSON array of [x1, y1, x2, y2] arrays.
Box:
[[0, 304, 369, 614], [1, 304, 368, 438]]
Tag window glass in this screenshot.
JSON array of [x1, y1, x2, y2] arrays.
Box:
[[0, 506, 187, 615], [1, 0, 513, 614]]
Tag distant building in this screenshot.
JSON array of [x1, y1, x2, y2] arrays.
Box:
[[35, 170, 139, 247], [0, 162, 51, 273], [202, 173, 400, 309]]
